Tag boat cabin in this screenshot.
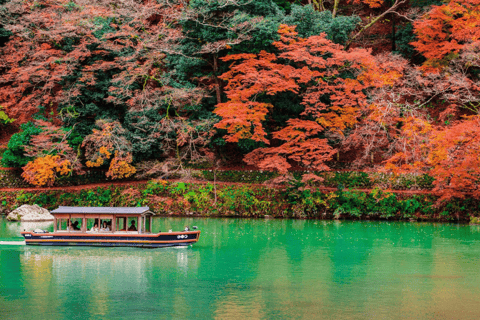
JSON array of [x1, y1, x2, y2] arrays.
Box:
[[50, 206, 155, 234]]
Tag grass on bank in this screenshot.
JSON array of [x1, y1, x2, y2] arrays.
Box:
[[2, 179, 480, 222]]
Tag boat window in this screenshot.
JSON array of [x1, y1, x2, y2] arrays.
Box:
[[86, 218, 100, 232], [69, 218, 82, 232], [99, 219, 113, 232], [127, 217, 138, 232], [116, 217, 127, 231], [57, 219, 68, 231], [144, 216, 151, 233]]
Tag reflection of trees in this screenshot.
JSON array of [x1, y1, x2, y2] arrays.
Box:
[[3, 218, 480, 318], [17, 247, 199, 318]]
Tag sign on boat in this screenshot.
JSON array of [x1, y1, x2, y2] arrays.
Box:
[[20, 206, 200, 248]]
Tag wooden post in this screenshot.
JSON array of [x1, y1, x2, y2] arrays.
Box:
[[54, 217, 57, 232]]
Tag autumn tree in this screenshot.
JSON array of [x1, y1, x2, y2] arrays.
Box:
[[344, 40, 480, 169], [82, 120, 136, 179], [22, 154, 72, 187], [24, 120, 81, 170], [382, 116, 480, 202], [412, 0, 480, 68], [11, 118, 83, 186], [215, 24, 402, 173], [0, 0, 214, 168]]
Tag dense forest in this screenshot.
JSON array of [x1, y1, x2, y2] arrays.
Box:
[[0, 0, 479, 203]]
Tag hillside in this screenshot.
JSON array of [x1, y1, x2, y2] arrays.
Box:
[[0, 0, 479, 205]]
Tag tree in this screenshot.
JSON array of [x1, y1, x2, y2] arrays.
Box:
[[1, 122, 43, 167], [344, 42, 480, 168], [0, 0, 213, 167], [385, 116, 480, 202], [215, 24, 402, 173], [22, 154, 72, 187], [82, 120, 136, 179], [24, 119, 82, 170], [412, 0, 480, 68]]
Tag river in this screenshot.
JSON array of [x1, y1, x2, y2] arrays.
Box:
[[1, 217, 480, 319]]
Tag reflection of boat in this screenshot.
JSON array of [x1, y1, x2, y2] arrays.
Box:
[[20, 206, 201, 248]]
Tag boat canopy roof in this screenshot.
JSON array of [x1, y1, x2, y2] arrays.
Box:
[[51, 206, 154, 216]]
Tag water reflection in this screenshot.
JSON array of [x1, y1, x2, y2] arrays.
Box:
[[7, 221, 53, 233], [4, 246, 200, 319], [2, 218, 480, 319]]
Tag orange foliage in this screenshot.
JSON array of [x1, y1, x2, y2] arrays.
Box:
[[216, 24, 402, 173], [385, 116, 480, 201], [82, 120, 135, 179], [22, 155, 71, 187], [0, 0, 190, 123], [106, 152, 136, 180], [412, 0, 480, 67], [351, 0, 384, 8]]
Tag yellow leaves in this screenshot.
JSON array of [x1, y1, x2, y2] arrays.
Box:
[[86, 157, 104, 167], [99, 146, 112, 158], [106, 151, 136, 179], [22, 155, 72, 187], [316, 117, 330, 127], [402, 117, 432, 137]]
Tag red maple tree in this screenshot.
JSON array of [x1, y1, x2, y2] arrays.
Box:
[[0, 0, 201, 124], [412, 0, 480, 68], [215, 24, 402, 173]]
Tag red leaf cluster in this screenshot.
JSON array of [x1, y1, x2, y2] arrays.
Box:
[[216, 24, 402, 173]]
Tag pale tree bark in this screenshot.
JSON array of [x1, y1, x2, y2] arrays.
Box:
[[332, 0, 340, 18], [213, 55, 222, 105], [346, 0, 407, 49], [308, 0, 326, 11]]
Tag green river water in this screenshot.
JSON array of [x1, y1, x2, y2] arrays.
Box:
[[1, 217, 480, 319]]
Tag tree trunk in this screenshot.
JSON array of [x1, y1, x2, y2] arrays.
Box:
[[391, 12, 396, 52], [346, 0, 406, 49], [332, 0, 340, 18], [213, 55, 221, 105]]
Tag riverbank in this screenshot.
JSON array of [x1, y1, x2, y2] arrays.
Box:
[[1, 179, 478, 222]]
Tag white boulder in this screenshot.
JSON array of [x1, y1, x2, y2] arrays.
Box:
[[6, 204, 54, 222]]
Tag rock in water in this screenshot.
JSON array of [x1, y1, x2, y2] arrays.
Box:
[[6, 204, 54, 222]]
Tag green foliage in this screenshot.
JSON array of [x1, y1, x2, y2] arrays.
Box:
[[318, 171, 372, 189], [2, 122, 42, 167], [63, 1, 81, 12], [393, 23, 425, 64], [329, 188, 436, 219], [283, 5, 360, 44], [76, 188, 113, 206], [332, 190, 367, 217], [1, 179, 479, 221], [142, 180, 168, 196], [123, 108, 168, 162], [272, 0, 293, 13], [199, 169, 278, 183]]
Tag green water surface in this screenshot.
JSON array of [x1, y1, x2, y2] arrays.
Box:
[[1, 217, 480, 319]]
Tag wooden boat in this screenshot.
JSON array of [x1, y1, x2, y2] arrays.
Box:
[[20, 206, 200, 248]]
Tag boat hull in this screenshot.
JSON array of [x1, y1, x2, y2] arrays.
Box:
[[20, 231, 200, 248]]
